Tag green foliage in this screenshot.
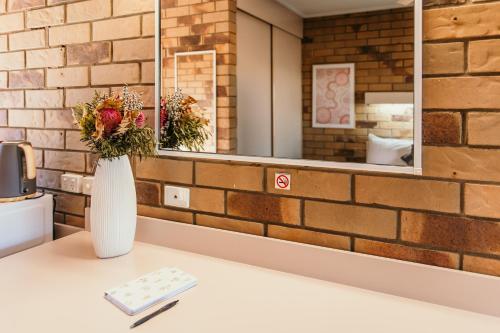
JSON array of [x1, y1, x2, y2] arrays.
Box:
[[88, 126, 157, 160]]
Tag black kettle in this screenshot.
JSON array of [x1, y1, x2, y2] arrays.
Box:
[[0, 141, 37, 202]]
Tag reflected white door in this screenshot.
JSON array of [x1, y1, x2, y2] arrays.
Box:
[[237, 11, 272, 157], [273, 27, 302, 159]]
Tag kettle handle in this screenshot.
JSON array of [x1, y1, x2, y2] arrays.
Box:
[[19, 143, 36, 180]]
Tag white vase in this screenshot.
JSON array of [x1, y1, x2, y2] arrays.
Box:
[[90, 155, 137, 258]]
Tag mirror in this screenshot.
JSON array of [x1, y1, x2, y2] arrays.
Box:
[[159, 0, 419, 169]]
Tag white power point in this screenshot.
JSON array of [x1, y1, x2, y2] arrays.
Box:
[[61, 173, 83, 193], [164, 185, 190, 208], [82, 176, 94, 195]]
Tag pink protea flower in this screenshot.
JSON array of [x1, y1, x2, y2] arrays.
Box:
[[100, 107, 122, 136], [135, 112, 145, 128]]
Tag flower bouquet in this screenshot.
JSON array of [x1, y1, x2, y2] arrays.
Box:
[[159, 90, 210, 151], [72, 86, 156, 258], [73, 86, 156, 159]]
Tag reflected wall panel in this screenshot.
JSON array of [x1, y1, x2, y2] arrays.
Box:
[[236, 11, 272, 157], [273, 27, 303, 159]]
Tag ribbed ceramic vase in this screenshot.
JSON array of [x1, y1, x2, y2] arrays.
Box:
[[90, 155, 137, 259]]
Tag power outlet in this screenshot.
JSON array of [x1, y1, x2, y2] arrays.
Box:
[[82, 176, 94, 195], [61, 174, 83, 193], [164, 186, 190, 208]]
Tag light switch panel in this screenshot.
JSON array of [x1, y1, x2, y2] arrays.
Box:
[[164, 186, 190, 208]]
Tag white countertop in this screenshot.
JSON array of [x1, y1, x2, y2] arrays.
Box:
[[1, 231, 500, 333]]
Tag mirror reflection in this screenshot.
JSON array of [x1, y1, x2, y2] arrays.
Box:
[[160, 0, 415, 167]]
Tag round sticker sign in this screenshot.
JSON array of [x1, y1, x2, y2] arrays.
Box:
[[275, 173, 291, 190]]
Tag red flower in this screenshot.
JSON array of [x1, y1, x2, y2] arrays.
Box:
[[160, 98, 168, 128], [135, 112, 145, 128], [100, 107, 122, 136]]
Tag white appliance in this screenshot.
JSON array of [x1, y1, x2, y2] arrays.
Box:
[[0, 194, 53, 258]]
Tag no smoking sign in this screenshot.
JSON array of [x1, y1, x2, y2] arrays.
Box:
[[274, 172, 291, 191]]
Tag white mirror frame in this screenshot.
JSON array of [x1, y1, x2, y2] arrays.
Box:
[[154, 0, 423, 175]]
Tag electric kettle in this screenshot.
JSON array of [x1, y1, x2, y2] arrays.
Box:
[[0, 141, 37, 202]]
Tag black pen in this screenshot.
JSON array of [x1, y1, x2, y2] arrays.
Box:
[[130, 300, 179, 329]]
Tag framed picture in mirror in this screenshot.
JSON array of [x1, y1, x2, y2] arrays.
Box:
[[312, 63, 355, 129], [173, 50, 217, 153]]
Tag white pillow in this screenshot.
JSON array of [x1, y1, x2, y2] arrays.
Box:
[[366, 134, 413, 166]]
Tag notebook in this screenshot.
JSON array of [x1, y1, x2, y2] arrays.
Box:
[[104, 267, 197, 315]]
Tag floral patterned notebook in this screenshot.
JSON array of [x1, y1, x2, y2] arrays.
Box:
[[104, 267, 197, 315]]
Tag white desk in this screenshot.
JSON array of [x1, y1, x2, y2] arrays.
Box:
[[1, 231, 500, 333]]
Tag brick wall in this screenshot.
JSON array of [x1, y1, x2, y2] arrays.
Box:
[[161, 0, 237, 153], [302, 8, 414, 162], [0, 0, 156, 227], [2, 0, 500, 279], [135, 0, 500, 278]]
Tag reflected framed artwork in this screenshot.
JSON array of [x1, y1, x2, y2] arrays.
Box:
[[173, 50, 217, 153], [312, 63, 355, 129]]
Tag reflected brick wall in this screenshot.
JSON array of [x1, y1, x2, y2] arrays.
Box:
[[0, 0, 156, 228], [302, 8, 415, 162], [161, 0, 237, 153]]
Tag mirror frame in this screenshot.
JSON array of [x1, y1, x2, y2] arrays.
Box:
[[154, 0, 423, 175]]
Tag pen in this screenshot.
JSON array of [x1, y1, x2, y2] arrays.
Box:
[[130, 300, 179, 329]]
